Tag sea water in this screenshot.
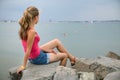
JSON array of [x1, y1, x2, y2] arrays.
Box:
[[0, 21, 120, 80]]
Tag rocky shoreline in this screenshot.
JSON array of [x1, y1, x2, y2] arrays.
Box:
[[9, 51, 120, 80]]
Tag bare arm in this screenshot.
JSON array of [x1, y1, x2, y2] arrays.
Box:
[[23, 30, 36, 67], [17, 29, 36, 73]]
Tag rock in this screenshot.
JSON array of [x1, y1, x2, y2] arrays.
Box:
[[104, 71, 120, 80], [9, 52, 120, 80], [72, 56, 120, 80], [78, 72, 96, 80], [9, 62, 59, 80], [9, 62, 97, 80], [106, 51, 120, 60], [53, 66, 78, 80], [21, 62, 59, 80], [53, 66, 96, 80]]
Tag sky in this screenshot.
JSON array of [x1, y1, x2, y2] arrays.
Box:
[[0, 0, 120, 22]]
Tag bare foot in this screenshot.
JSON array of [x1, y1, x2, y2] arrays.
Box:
[[70, 56, 77, 66]]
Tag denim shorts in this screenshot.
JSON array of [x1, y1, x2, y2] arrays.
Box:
[[29, 50, 50, 65]]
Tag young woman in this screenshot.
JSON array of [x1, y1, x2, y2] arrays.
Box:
[[17, 6, 76, 74]]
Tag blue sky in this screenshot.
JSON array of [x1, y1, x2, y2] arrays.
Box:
[[0, 0, 120, 21]]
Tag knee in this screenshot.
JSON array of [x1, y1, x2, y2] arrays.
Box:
[[54, 38, 61, 44]]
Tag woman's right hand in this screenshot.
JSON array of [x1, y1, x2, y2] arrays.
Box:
[[48, 50, 57, 54]]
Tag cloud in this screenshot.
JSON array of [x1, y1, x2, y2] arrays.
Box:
[[0, 0, 120, 21]]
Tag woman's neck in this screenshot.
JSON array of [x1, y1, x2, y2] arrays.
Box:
[[30, 22, 35, 29]]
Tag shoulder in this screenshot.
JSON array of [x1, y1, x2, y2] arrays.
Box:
[[28, 29, 36, 37]]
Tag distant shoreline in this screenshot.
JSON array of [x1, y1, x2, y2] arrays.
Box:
[[57, 20, 120, 23], [0, 20, 120, 23]]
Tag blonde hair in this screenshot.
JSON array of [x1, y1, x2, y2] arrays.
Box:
[[19, 6, 39, 40]]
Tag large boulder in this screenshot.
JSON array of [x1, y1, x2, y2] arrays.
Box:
[[9, 62, 59, 80], [53, 66, 96, 80], [106, 51, 120, 60], [21, 62, 58, 80], [104, 71, 120, 80], [53, 66, 78, 80], [72, 56, 120, 80]]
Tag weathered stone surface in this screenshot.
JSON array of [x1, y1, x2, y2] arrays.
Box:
[[72, 56, 120, 80], [9, 62, 60, 80], [104, 71, 120, 80], [21, 62, 59, 80], [78, 72, 96, 80], [53, 66, 78, 80], [53, 66, 96, 80], [106, 51, 120, 60]]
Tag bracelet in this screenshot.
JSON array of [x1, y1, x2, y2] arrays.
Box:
[[21, 66, 26, 69]]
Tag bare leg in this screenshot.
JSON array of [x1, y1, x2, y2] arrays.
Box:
[[59, 57, 67, 66], [40, 39, 76, 63]]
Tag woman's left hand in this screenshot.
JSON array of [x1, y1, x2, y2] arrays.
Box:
[[17, 66, 25, 74]]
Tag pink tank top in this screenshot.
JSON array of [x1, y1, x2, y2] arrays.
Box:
[[22, 32, 41, 59]]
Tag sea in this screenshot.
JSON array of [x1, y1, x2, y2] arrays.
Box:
[[0, 21, 120, 80]]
